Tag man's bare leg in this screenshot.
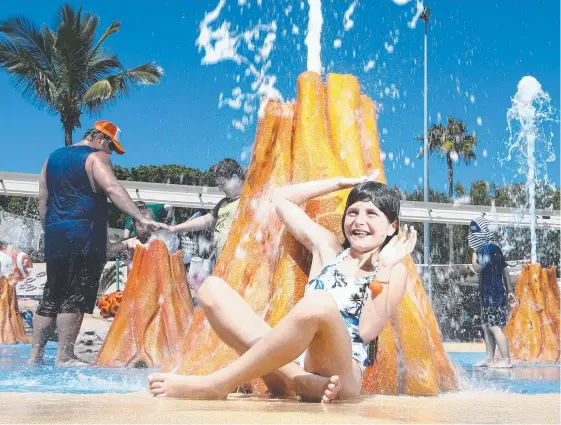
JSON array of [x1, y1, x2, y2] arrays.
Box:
[[55, 312, 88, 366], [474, 325, 496, 367], [28, 314, 56, 365], [488, 325, 512, 368], [196, 277, 337, 398], [149, 291, 359, 402]]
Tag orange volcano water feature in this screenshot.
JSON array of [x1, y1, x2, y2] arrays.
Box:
[[505, 264, 560, 364], [0, 276, 30, 344], [156, 71, 458, 395], [95, 240, 194, 367]]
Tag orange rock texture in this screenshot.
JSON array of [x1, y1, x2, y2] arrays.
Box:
[[0, 276, 30, 344], [161, 71, 458, 395], [95, 240, 194, 367], [505, 264, 560, 364]]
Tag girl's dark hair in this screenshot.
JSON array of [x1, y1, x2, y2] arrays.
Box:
[[341, 181, 400, 251], [211, 158, 246, 180]]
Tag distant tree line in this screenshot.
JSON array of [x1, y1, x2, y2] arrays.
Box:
[[399, 179, 560, 271]]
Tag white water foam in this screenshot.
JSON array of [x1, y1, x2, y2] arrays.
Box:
[[148, 230, 180, 254]]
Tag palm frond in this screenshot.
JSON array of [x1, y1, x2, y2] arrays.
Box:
[[54, 5, 102, 101], [82, 79, 112, 102], [123, 62, 164, 85], [92, 21, 121, 54], [0, 16, 56, 75], [86, 53, 122, 84], [0, 39, 56, 110], [81, 62, 163, 114], [461, 150, 477, 165], [440, 140, 455, 153], [81, 12, 99, 50]]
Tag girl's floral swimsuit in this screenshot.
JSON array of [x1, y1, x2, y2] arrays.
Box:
[[302, 248, 377, 373]]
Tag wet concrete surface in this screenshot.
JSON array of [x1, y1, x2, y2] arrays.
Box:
[[0, 391, 558, 424]]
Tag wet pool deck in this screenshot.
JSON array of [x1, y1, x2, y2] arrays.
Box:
[[1, 391, 559, 424], [1, 338, 559, 424]]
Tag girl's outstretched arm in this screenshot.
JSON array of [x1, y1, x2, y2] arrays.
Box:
[[358, 225, 416, 342], [358, 262, 407, 342]]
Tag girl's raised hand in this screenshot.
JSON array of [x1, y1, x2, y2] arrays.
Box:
[[378, 224, 417, 268], [338, 170, 381, 189]]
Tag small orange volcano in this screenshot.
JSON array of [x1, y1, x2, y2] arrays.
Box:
[[95, 240, 194, 367], [506, 264, 560, 364], [0, 276, 30, 344]]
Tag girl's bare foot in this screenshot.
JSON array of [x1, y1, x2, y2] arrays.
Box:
[[293, 373, 342, 403], [473, 359, 492, 368], [322, 376, 342, 404], [148, 373, 228, 399]]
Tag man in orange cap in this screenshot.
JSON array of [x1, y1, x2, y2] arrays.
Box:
[[30, 120, 165, 366]]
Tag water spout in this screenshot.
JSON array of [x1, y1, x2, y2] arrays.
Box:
[[506, 76, 556, 264]]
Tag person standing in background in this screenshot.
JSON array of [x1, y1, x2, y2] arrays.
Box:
[[30, 121, 164, 366], [170, 158, 245, 264], [468, 216, 515, 368]]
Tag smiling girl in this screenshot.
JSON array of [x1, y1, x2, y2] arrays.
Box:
[[148, 173, 416, 403]]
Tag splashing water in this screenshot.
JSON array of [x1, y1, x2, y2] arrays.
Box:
[[305, 0, 323, 74], [148, 230, 180, 254], [196, 0, 282, 132], [505, 76, 557, 263], [343, 1, 358, 31]]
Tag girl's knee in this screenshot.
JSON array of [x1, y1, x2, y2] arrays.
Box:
[[197, 276, 227, 309], [299, 291, 339, 322]]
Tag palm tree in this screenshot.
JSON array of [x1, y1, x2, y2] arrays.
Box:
[[418, 117, 477, 263], [0, 4, 163, 145]]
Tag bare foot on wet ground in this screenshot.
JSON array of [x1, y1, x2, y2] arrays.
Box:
[[56, 356, 90, 367], [473, 359, 493, 368], [148, 372, 342, 403], [148, 373, 227, 399], [293, 373, 342, 403]]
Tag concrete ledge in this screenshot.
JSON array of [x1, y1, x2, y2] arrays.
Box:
[[444, 342, 486, 353]]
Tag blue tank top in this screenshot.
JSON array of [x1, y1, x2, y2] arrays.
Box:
[[477, 243, 507, 308], [44, 146, 108, 260]]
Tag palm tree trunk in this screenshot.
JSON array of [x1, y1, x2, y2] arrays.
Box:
[[61, 112, 76, 146], [63, 123, 73, 146], [447, 155, 454, 265]]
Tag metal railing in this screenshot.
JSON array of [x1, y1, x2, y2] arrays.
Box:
[[1, 171, 559, 229]]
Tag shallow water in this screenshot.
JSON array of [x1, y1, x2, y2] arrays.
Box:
[[452, 352, 560, 394], [0, 343, 559, 395], [0, 343, 149, 394]]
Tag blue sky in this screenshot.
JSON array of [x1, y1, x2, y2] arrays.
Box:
[[0, 0, 559, 194]]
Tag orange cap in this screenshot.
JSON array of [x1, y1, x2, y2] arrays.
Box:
[[94, 120, 125, 155]]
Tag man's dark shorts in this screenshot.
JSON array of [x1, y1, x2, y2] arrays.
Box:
[[481, 305, 508, 327], [36, 256, 105, 317]]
